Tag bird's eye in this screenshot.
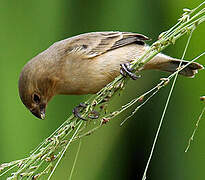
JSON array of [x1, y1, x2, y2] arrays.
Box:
[[32, 93, 40, 104]]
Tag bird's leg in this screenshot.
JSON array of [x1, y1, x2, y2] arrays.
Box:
[[120, 63, 141, 80], [72, 103, 87, 120]]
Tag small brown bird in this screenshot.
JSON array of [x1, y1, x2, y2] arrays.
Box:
[[18, 31, 204, 119]]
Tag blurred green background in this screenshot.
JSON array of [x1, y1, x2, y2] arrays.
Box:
[[0, 0, 204, 179]]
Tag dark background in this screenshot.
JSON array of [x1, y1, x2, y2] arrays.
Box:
[[0, 0, 204, 179]]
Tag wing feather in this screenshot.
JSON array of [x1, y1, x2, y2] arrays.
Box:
[[53, 31, 150, 59]]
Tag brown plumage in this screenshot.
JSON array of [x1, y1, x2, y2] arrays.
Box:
[[18, 31, 204, 119]]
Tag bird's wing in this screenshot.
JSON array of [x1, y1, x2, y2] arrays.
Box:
[[58, 31, 150, 59]]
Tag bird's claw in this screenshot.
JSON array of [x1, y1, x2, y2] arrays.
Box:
[[88, 110, 100, 119], [73, 103, 87, 120], [73, 103, 100, 120], [120, 63, 141, 80]]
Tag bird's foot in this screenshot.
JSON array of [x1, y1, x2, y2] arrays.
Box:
[[120, 63, 141, 80], [88, 110, 100, 119], [73, 103, 100, 120], [73, 103, 87, 120]]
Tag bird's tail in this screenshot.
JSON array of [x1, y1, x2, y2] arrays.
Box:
[[142, 53, 204, 77]]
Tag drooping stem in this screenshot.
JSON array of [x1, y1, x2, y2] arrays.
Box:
[[0, 2, 204, 179]]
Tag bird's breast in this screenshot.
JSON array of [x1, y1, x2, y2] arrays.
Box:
[[57, 44, 146, 95]]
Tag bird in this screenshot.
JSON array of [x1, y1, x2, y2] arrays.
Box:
[[18, 31, 204, 120]]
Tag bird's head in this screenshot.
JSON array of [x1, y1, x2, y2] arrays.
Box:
[[18, 60, 57, 119], [22, 90, 47, 119]]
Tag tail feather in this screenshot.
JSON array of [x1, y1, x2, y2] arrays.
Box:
[[169, 59, 203, 77], [143, 53, 204, 77]]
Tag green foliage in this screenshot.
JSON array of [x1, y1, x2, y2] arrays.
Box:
[[0, 1, 204, 180]]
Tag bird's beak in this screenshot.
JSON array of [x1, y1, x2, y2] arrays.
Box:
[[40, 110, 45, 119], [30, 106, 46, 120]]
